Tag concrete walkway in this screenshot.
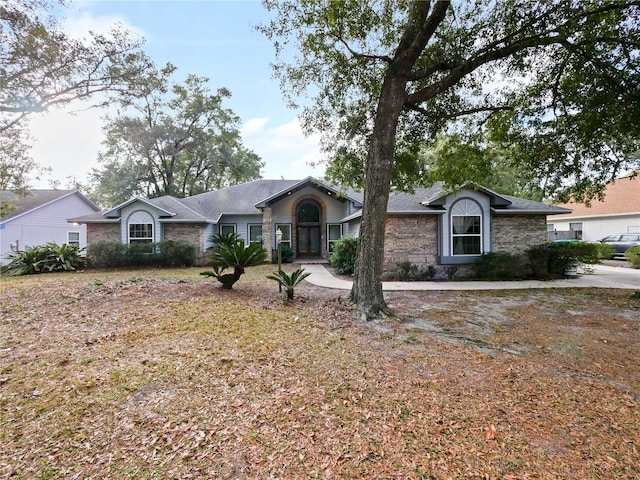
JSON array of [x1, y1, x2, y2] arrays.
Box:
[[300, 263, 640, 291]]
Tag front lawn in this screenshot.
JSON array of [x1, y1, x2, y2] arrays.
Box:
[[1, 266, 638, 479]]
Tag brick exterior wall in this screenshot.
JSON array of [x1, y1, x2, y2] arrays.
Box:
[[383, 215, 438, 274], [163, 223, 206, 265], [381, 214, 547, 278], [87, 223, 120, 243], [491, 215, 547, 254]]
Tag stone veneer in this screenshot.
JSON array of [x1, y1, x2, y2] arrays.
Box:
[[491, 215, 547, 254], [261, 207, 273, 258], [383, 215, 438, 274]]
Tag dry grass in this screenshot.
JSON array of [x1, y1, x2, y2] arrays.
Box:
[[1, 265, 639, 479]]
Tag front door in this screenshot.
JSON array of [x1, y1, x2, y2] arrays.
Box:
[[297, 226, 321, 256], [296, 200, 322, 257]]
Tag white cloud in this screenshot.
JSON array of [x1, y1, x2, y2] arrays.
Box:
[[242, 117, 325, 180], [28, 105, 105, 188], [241, 117, 269, 137], [28, 113, 324, 189], [60, 6, 146, 40]]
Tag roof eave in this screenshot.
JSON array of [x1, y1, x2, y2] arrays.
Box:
[[388, 209, 446, 215], [255, 177, 360, 208], [68, 217, 121, 224], [492, 208, 572, 215], [104, 197, 176, 217]]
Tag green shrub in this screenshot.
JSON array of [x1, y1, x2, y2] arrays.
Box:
[[624, 246, 640, 267], [424, 265, 437, 279], [122, 242, 159, 266], [570, 241, 601, 264], [396, 261, 418, 281], [526, 241, 601, 279], [445, 265, 458, 280], [597, 243, 616, 260], [157, 240, 196, 266], [330, 236, 358, 275], [272, 245, 294, 263], [473, 252, 526, 280], [87, 241, 126, 268], [2, 242, 87, 276], [86, 240, 196, 268]]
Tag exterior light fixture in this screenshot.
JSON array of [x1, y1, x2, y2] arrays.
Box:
[[275, 228, 283, 292]]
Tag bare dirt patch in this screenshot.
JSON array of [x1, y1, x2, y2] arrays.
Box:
[[1, 266, 639, 479]]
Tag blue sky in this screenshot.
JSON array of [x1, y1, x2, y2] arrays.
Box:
[[29, 0, 325, 188]]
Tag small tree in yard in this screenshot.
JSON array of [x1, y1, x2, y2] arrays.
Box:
[[201, 233, 268, 289], [267, 268, 311, 300]]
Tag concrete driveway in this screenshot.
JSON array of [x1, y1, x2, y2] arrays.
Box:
[[301, 263, 640, 291]]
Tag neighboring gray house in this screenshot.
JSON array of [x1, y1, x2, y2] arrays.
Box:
[[1, 190, 100, 265], [70, 177, 570, 274]]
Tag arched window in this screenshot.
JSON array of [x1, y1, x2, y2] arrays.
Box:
[[297, 201, 320, 223], [450, 199, 482, 255], [128, 210, 154, 244]]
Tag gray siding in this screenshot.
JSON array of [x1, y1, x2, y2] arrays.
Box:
[[1, 193, 96, 265]]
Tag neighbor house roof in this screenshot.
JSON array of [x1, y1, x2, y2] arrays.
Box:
[[1, 190, 99, 224], [551, 172, 640, 218]]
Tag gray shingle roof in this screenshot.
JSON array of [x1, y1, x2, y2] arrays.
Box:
[[497, 194, 571, 214], [147, 196, 209, 221], [69, 178, 569, 225], [387, 185, 446, 213], [182, 180, 301, 221], [1, 190, 99, 223], [351, 183, 570, 217]]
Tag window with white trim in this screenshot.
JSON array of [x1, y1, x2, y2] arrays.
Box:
[[220, 224, 236, 235], [275, 223, 291, 248], [67, 231, 80, 247], [327, 224, 342, 253], [451, 199, 482, 255], [248, 224, 263, 244], [128, 211, 154, 244]]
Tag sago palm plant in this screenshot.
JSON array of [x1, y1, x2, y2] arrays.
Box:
[[267, 268, 311, 300], [201, 232, 268, 289]]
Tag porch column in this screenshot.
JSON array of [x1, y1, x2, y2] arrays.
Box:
[[262, 207, 273, 259]]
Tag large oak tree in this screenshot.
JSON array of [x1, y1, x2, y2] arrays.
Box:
[[259, 0, 640, 318], [0, 0, 152, 197], [90, 65, 263, 206]]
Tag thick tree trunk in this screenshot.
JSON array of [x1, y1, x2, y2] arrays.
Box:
[[348, 2, 449, 319], [349, 76, 407, 319]]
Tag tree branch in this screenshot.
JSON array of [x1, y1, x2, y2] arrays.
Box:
[[406, 33, 565, 107], [407, 104, 512, 120]]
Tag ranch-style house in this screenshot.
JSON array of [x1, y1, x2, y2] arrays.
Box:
[[69, 177, 571, 275]]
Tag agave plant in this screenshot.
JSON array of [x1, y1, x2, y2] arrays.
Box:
[[267, 268, 311, 300], [201, 232, 268, 289]]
